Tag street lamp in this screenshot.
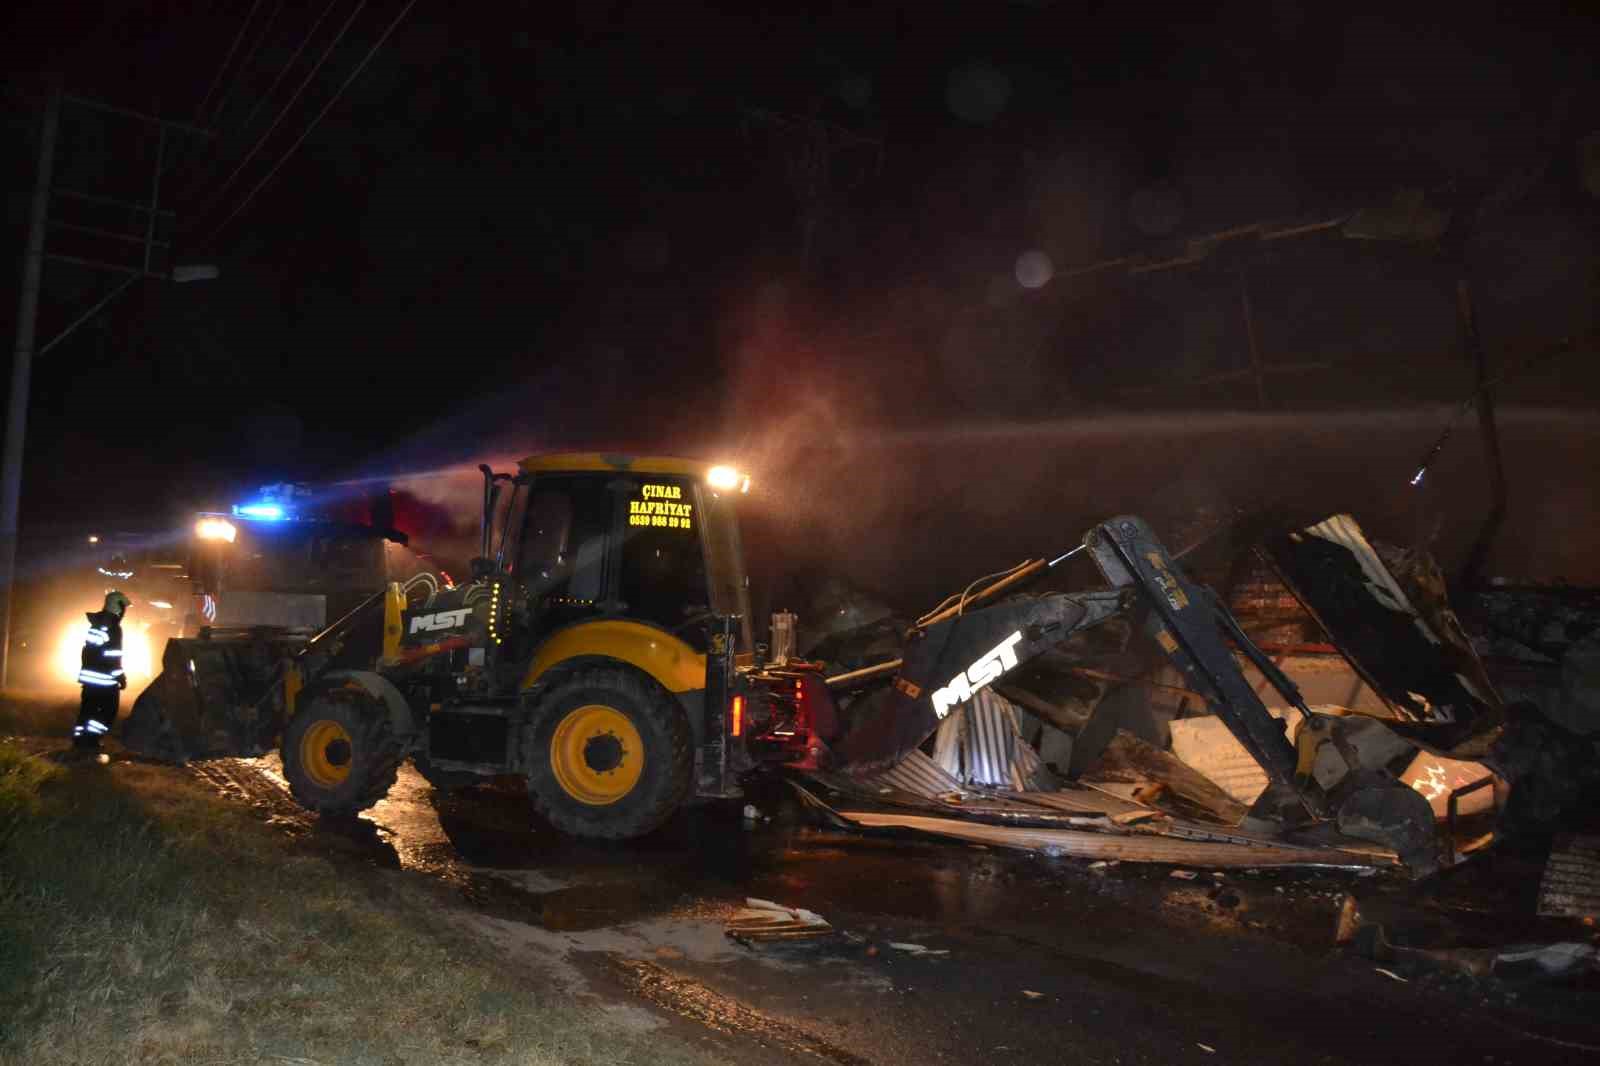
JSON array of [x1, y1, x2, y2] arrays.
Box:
[[171, 264, 220, 283]]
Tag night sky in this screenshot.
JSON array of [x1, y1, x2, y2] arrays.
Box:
[[4, 2, 1599, 594]]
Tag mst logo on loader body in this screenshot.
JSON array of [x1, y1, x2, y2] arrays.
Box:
[[931, 630, 1025, 719], [410, 608, 471, 634]]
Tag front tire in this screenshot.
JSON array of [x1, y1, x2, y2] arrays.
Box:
[[526, 666, 692, 839], [282, 689, 402, 815]]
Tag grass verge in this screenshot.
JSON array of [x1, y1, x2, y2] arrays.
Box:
[[0, 738, 720, 1065], [0, 691, 75, 740]]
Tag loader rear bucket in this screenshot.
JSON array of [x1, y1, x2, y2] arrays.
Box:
[[121, 632, 297, 762], [831, 590, 1128, 772]]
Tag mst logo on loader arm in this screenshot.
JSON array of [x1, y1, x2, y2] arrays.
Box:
[[410, 608, 471, 634], [832, 591, 1120, 772], [931, 630, 1024, 719]]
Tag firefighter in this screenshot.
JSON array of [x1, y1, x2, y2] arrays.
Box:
[[71, 590, 129, 751]]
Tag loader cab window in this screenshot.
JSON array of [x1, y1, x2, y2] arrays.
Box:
[[617, 477, 712, 649], [515, 477, 609, 611], [699, 487, 753, 652]]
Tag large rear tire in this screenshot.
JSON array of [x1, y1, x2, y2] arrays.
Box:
[[526, 666, 692, 840], [282, 689, 402, 815]]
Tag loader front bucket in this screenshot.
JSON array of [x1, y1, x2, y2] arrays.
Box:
[[120, 633, 297, 762]]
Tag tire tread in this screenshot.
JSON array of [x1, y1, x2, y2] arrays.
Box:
[[282, 689, 402, 816], [525, 666, 692, 839]]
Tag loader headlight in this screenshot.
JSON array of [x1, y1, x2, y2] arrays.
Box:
[[196, 518, 237, 543], [706, 465, 751, 494]]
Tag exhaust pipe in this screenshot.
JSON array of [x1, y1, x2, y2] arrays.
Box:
[[477, 464, 499, 561]]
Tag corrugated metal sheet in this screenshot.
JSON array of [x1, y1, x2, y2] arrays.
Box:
[[966, 690, 1012, 786], [1169, 716, 1272, 805], [815, 753, 1152, 823], [1009, 788, 1147, 818], [1169, 710, 1306, 805], [871, 749, 966, 799], [837, 811, 1390, 869], [931, 707, 961, 779], [1538, 836, 1600, 919], [928, 689, 1044, 790], [806, 767, 1395, 865]]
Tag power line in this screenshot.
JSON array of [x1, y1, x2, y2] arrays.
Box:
[[208, 1, 286, 127], [161, 0, 344, 210], [186, 0, 371, 234], [164, 0, 266, 190], [198, 0, 419, 249], [196, 0, 266, 121], [234, 0, 344, 143]]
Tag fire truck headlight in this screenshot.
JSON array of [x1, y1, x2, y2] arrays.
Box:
[[196, 518, 237, 542]]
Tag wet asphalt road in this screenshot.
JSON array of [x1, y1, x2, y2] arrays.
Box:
[[183, 754, 1600, 1066]]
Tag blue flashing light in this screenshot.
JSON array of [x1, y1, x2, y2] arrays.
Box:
[[233, 502, 286, 521]]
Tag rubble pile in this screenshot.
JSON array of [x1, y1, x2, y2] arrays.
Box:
[[803, 511, 1600, 986]]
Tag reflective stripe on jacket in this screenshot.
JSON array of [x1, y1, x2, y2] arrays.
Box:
[[79, 610, 124, 687]]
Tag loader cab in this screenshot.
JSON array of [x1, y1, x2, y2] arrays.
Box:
[[494, 455, 754, 656]]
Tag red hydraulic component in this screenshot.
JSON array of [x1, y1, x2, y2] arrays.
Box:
[[735, 662, 838, 771]]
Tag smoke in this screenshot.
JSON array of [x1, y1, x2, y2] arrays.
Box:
[[729, 402, 1600, 614], [707, 102, 1600, 610], [325, 463, 512, 574]]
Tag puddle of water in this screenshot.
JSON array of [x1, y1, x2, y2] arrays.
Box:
[[455, 871, 547, 924], [535, 880, 678, 931], [454, 870, 702, 932], [193, 751, 1376, 959]]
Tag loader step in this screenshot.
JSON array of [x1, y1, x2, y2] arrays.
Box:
[[415, 755, 502, 778]]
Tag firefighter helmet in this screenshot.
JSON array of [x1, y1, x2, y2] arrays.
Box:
[[99, 553, 134, 580], [103, 590, 131, 617]]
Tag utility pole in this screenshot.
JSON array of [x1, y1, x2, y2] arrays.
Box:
[[1237, 269, 1269, 409], [0, 84, 216, 687], [0, 78, 61, 688], [741, 106, 882, 278], [1455, 278, 1507, 593]]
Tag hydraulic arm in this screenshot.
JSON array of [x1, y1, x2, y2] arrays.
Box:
[[830, 516, 1311, 787], [1083, 516, 1317, 826]]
